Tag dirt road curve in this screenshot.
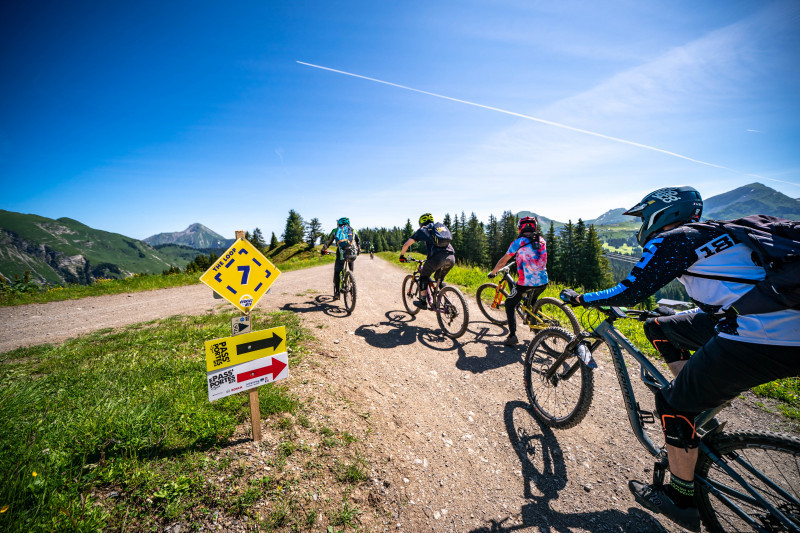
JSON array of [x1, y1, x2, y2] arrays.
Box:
[[2, 258, 797, 532]]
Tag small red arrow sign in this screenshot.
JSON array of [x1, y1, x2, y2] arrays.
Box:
[[236, 357, 287, 383]]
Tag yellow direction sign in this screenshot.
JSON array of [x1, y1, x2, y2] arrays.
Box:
[[204, 326, 287, 372], [204, 326, 288, 402], [199, 238, 281, 313]]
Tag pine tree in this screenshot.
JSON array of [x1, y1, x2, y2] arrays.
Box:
[[463, 213, 488, 266], [500, 211, 518, 253], [578, 225, 613, 290], [269, 232, 279, 250], [545, 222, 560, 282], [250, 228, 266, 250], [485, 214, 503, 266], [282, 209, 305, 246], [305, 218, 323, 247], [560, 221, 576, 286]]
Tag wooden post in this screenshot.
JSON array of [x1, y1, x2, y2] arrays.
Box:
[[234, 230, 262, 443]]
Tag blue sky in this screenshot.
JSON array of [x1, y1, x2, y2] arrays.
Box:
[[2, 1, 799, 240]]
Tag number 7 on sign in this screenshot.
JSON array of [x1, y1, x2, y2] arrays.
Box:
[[238, 265, 250, 285]]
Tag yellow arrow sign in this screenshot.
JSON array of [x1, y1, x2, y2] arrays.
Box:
[[199, 239, 281, 313], [204, 326, 287, 372]]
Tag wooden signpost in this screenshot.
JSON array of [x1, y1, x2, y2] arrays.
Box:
[[199, 230, 285, 442]]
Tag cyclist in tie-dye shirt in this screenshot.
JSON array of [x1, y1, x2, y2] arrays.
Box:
[[488, 216, 548, 346]]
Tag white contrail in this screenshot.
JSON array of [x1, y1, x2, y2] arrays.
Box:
[[297, 61, 798, 187]]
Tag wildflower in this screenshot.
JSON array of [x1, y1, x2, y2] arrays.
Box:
[[1, 505, 8, 513], [32, 472, 37, 477]]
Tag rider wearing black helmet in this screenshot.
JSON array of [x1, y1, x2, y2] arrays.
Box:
[[488, 216, 548, 346], [399, 213, 455, 310], [322, 217, 360, 300], [561, 186, 800, 532]]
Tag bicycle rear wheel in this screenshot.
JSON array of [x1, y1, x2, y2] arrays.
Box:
[[436, 286, 469, 339], [476, 282, 510, 324], [696, 430, 800, 532], [524, 327, 594, 428], [531, 297, 581, 336], [402, 275, 421, 315], [343, 272, 357, 314]]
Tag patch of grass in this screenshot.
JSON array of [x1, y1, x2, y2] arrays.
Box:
[[0, 309, 308, 532]]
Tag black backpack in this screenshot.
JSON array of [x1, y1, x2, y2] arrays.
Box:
[[684, 215, 800, 315], [430, 222, 452, 248]]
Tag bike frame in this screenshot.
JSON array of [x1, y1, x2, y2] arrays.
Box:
[[570, 308, 800, 530], [408, 259, 448, 314]]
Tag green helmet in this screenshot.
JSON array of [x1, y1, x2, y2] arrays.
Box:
[[337, 217, 350, 226], [419, 213, 434, 226]]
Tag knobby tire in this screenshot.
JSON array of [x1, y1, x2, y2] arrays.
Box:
[[524, 327, 594, 428], [436, 286, 469, 339], [343, 271, 357, 314], [695, 430, 800, 532], [402, 275, 421, 316], [476, 282, 511, 325]]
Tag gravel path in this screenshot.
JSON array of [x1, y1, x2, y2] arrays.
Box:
[[2, 257, 797, 532]]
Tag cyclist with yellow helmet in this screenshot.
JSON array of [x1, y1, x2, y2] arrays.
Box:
[[321, 217, 360, 300], [399, 213, 455, 310]]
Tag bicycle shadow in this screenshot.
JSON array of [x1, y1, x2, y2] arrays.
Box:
[[354, 310, 464, 352], [280, 294, 349, 318], [466, 401, 667, 532], [453, 319, 527, 374]]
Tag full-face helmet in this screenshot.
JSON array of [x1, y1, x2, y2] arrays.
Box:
[[518, 216, 538, 235], [624, 186, 703, 246]]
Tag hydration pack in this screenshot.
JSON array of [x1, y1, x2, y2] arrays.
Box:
[[685, 215, 800, 315], [430, 222, 452, 248], [335, 225, 357, 260]]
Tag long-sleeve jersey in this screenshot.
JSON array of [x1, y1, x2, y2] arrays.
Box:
[[582, 224, 800, 346]]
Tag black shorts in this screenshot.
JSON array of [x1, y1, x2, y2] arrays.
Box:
[[659, 312, 800, 413], [419, 252, 455, 285]]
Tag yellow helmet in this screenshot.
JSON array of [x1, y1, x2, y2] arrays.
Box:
[[419, 213, 434, 226]]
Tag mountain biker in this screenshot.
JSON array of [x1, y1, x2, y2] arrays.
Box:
[[399, 213, 455, 310], [560, 186, 800, 532], [321, 217, 360, 301], [488, 216, 548, 346]]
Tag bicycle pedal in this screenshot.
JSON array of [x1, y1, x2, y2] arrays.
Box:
[[636, 402, 656, 425]]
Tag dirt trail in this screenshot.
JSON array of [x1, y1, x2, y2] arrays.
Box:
[[2, 257, 797, 532]]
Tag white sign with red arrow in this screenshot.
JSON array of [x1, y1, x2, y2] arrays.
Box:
[[204, 326, 289, 402]]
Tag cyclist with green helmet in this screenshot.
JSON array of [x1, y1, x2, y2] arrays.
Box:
[[321, 217, 360, 300], [399, 213, 455, 310]]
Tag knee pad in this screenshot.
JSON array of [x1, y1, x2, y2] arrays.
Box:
[[655, 389, 699, 450], [644, 318, 690, 364]]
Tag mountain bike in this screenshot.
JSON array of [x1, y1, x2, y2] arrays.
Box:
[[322, 251, 357, 314], [400, 257, 469, 339], [476, 265, 580, 335], [370, 251, 374, 260], [524, 303, 800, 532]]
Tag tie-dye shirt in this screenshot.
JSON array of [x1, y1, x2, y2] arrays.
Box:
[[507, 236, 548, 287]]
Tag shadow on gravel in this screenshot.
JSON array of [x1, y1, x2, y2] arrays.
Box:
[[354, 310, 463, 351], [467, 401, 667, 533], [280, 294, 349, 318], [453, 320, 526, 375]]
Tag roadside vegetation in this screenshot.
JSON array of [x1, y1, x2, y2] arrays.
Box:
[[0, 309, 381, 532]]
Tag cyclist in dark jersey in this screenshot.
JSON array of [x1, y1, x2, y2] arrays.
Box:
[[321, 217, 360, 301], [488, 216, 548, 346], [562, 186, 800, 532], [399, 213, 456, 310]]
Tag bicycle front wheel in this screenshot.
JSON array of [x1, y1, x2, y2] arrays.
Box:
[[531, 297, 581, 336], [696, 430, 800, 532], [436, 286, 469, 339], [524, 327, 594, 428], [402, 275, 421, 315], [343, 272, 357, 314], [476, 282, 509, 324]]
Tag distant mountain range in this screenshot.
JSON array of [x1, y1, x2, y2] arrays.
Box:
[[143, 223, 234, 249], [1, 182, 796, 286], [0, 210, 199, 285]]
